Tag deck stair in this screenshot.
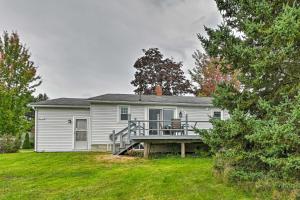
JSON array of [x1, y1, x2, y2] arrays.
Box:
[[117, 142, 139, 155], [109, 119, 144, 155]]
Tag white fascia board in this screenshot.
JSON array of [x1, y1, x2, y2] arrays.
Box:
[[28, 105, 90, 109], [88, 100, 213, 107]]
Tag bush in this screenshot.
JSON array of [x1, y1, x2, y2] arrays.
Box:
[[22, 133, 31, 149], [0, 134, 21, 153]]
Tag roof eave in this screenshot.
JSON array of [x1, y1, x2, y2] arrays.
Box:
[[28, 104, 90, 109], [88, 100, 213, 107]]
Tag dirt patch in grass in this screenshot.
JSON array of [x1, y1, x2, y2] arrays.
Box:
[[95, 154, 139, 163]]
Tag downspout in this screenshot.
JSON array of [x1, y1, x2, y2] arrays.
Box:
[[34, 108, 38, 152]]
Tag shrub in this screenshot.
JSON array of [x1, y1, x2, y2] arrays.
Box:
[[0, 134, 21, 153], [22, 132, 31, 149]]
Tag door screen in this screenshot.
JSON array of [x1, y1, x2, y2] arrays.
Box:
[[74, 119, 88, 149]]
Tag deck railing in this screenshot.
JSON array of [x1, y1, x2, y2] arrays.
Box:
[[128, 114, 210, 137], [111, 114, 210, 154]]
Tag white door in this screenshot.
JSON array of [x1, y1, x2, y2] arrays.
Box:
[[74, 118, 89, 150]]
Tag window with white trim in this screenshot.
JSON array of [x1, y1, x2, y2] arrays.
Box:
[[213, 111, 221, 120], [120, 106, 129, 121]]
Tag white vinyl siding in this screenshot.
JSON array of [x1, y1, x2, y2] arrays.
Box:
[[177, 106, 218, 130], [91, 104, 145, 144], [36, 108, 90, 152]]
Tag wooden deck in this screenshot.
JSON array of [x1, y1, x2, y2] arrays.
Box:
[[111, 114, 209, 157], [131, 135, 202, 143]]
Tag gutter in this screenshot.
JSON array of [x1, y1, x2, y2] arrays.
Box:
[[87, 100, 214, 107], [27, 100, 214, 108], [28, 104, 90, 109]]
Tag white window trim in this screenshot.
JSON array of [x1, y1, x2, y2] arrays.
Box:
[[118, 105, 131, 122], [210, 109, 224, 120]]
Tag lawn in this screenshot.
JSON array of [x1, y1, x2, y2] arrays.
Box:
[[0, 152, 261, 200]]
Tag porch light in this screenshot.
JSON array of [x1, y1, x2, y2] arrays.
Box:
[[179, 111, 183, 118], [68, 119, 72, 124]]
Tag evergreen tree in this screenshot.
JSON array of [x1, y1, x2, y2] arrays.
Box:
[[197, 1, 300, 194], [199, 1, 300, 112]]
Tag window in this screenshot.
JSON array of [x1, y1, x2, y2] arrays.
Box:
[[120, 106, 129, 121], [213, 111, 221, 120]]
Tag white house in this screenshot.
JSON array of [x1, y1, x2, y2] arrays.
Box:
[[30, 93, 228, 155]]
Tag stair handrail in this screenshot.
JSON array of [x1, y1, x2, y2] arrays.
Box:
[[109, 125, 129, 141], [110, 121, 145, 141]]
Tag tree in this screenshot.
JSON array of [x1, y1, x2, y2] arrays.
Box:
[[197, 1, 300, 194], [26, 93, 49, 122], [0, 32, 41, 136], [34, 93, 49, 102], [131, 48, 191, 95], [189, 50, 239, 96], [199, 1, 300, 113]]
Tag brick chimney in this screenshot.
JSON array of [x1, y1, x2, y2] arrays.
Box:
[[155, 85, 163, 96]]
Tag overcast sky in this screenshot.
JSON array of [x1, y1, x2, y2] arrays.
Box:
[[0, 0, 221, 98]]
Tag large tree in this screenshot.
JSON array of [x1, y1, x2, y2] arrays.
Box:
[[189, 50, 239, 96], [131, 48, 191, 95], [198, 0, 300, 194], [0, 32, 41, 136], [200, 1, 300, 112]]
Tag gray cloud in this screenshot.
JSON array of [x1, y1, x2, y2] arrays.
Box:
[[0, 0, 221, 98]]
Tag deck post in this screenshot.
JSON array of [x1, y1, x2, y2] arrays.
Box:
[[134, 118, 137, 136], [120, 134, 123, 148], [181, 142, 185, 158], [127, 114, 131, 142], [185, 114, 188, 135], [144, 142, 150, 158], [157, 114, 160, 135], [112, 130, 116, 154], [138, 121, 141, 136]]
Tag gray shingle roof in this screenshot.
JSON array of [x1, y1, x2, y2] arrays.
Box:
[[88, 94, 213, 106], [30, 94, 213, 107], [30, 98, 90, 107]]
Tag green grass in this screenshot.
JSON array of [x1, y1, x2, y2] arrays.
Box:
[[0, 152, 258, 200]]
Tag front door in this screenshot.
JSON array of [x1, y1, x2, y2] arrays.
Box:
[[74, 118, 88, 150]]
